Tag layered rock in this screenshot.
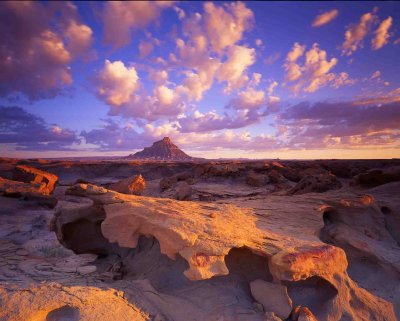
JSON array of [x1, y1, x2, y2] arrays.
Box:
[[13, 165, 58, 195], [52, 183, 397, 320], [0, 177, 57, 208]]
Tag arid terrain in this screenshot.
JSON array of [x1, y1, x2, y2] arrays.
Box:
[[0, 156, 400, 321]]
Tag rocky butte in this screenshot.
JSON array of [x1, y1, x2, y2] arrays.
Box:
[[0, 152, 399, 321], [128, 137, 194, 161]]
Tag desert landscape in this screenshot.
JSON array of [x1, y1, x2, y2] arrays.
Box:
[[0, 137, 399, 320], [1, 1, 400, 320]]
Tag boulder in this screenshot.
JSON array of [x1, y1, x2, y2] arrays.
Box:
[[250, 279, 292, 319], [12, 165, 58, 195], [108, 174, 145, 195]]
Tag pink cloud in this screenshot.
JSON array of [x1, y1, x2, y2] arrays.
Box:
[[0, 1, 93, 100]]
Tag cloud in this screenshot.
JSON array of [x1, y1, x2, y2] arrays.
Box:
[[279, 100, 400, 148], [0, 1, 93, 100], [342, 10, 377, 55], [0, 106, 80, 150], [102, 1, 173, 49], [217, 45, 256, 92], [203, 1, 254, 53], [95, 60, 139, 106], [178, 82, 275, 133], [354, 87, 400, 105], [331, 72, 356, 89], [283, 43, 354, 93], [371, 16, 393, 50], [312, 9, 338, 27], [82, 117, 281, 153]]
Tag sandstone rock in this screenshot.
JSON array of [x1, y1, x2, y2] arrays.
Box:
[[175, 181, 192, 200], [289, 173, 342, 195], [246, 171, 268, 187], [108, 174, 146, 195], [250, 279, 292, 319], [0, 177, 58, 208], [48, 172, 399, 321], [0, 283, 147, 321], [12, 165, 58, 195]]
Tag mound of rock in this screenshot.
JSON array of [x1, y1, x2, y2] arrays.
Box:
[[108, 174, 146, 195]]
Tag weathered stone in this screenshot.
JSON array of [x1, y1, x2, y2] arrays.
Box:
[[12, 165, 58, 195], [108, 174, 146, 195]]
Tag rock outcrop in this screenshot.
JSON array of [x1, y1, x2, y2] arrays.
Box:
[[0, 177, 58, 208], [13, 165, 58, 195], [108, 174, 146, 195], [51, 183, 397, 320]]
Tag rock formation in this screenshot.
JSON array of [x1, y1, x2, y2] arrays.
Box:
[[107, 174, 146, 195], [129, 137, 194, 161], [1, 158, 400, 321], [50, 183, 398, 320], [13, 164, 58, 195]]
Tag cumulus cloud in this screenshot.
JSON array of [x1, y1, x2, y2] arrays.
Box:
[[0, 106, 80, 150], [371, 16, 393, 50], [95, 60, 139, 106], [312, 9, 339, 27], [283, 43, 354, 93], [102, 1, 173, 49], [217, 45, 256, 92], [342, 10, 377, 55], [203, 1, 254, 53], [0, 1, 93, 100]]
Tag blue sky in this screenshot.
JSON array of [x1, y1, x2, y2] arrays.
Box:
[[0, 1, 399, 158]]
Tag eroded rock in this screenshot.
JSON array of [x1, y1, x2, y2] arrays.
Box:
[[12, 165, 58, 195], [108, 174, 146, 195]]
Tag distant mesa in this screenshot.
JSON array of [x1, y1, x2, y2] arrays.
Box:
[[128, 137, 194, 161]]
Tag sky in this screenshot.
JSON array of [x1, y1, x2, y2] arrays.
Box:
[[0, 1, 399, 159]]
